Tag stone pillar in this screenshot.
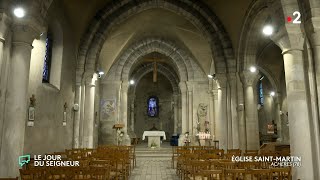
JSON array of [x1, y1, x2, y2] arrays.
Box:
[[0, 13, 9, 79], [237, 75, 246, 151], [208, 83, 215, 138], [241, 70, 260, 150], [120, 81, 130, 145], [73, 74, 82, 148], [82, 73, 97, 148], [274, 94, 282, 142], [0, 25, 40, 177], [229, 73, 240, 149], [306, 20, 320, 178], [212, 88, 218, 141], [0, 12, 10, 158], [178, 82, 187, 145], [215, 75, 228, 150], [173, 94, 179, 134], [226, 84, 233, 148], [271, 27, 316, 179], [130, 100, 135, 132], [186, 82, 193, 135], [79, 81, 86, 147]]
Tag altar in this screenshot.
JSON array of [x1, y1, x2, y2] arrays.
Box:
[[142, 131, 166, 148]]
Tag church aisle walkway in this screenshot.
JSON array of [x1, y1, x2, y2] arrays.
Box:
[[129, 143, 179, 180]]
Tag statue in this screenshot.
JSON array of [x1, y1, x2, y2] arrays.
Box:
[[197, 103, 208, 132]]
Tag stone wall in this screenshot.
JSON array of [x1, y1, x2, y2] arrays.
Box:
[[23, 0, 76, 155], [134, 72, 174, 139]]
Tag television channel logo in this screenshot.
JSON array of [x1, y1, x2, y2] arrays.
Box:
[[19, 155, 31, 167]]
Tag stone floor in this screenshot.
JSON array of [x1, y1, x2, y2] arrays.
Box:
[[129, 142, 179, 180]]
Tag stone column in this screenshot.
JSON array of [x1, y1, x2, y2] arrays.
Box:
[[130, 100, 135, 132], [229, 73, 240, 149], [0, 12, 10, 158], [186, 82, 193, 135], [0, 13, 9, 79], [173, 94, 179, 134], [208, 84, 215, 138], [82, 73, 97, 148], [120, 81, 130, 145], [178, 82, 187, 145], [237, 75, 246, 151], [226, 84, 233, 148], [306, 20, 320, 178], [271, 27, 316, 179], [215, 75, 228, 150], [212, 88, 218, 141], [0, 25, 40, 177], [241, 70, 260, 150], [274, 94, 282, 142], [73, 73, 82, 148]]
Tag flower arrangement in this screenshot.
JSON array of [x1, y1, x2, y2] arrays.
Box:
[[151, 141, 157, 148]]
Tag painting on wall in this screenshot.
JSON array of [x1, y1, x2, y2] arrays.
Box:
[[267, 124, 275, 134], [101, 99, 116, 119]]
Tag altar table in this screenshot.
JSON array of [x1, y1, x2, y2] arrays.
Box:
[[142, 131, 166, 148]]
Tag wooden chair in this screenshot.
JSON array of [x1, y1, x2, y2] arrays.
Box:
[[227, 149, 241, 155], [20, 169, 45, 180], [247, 169, 272, 180], [224, 169, 246, 180], [201, 169, 224, 180], [271, 168, 291, 180]]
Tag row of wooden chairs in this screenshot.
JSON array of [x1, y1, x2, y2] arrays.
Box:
[[172, 146, 289, 169], [20, 146, 136, 180], [177, 159, 291, 180]]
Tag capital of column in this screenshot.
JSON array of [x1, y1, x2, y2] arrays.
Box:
[[241, 70, 260, 87], [271, 25, 304, 53], [186, 81, 194, 92], [179, 81, 187, 93], [84, 71, 97, 87], [121, 81, 129, 92], [215, 74, 228, 89]]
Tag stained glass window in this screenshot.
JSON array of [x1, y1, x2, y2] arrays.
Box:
[[258, 80, 264, 105], [42, 34, 53, 83], [147, 96, 159, 117]]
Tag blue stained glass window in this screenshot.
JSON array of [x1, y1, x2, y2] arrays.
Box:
[[258, 80, 264, 106], [42, 35, 52, 83], [147, 96, 159, 117]]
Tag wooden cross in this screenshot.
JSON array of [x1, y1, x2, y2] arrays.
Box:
[[143, 58, 166, 83]]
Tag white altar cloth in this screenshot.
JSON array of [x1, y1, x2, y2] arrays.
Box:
[[142, 131, 166, 140]]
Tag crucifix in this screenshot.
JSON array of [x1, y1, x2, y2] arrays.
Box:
[[143, 57, 165, 83]]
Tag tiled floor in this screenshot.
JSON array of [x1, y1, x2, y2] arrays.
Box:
[[129, 142, 179, 180]]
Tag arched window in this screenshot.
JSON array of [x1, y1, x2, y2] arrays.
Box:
[[258, 79, 264, 106], [147, 96, 159, 117], [42, 34, 53, 83]]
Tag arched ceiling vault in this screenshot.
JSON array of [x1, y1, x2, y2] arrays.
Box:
[[76, 0, 236, 77]]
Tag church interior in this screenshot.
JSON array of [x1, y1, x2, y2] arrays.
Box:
[[0, 0, 319, 179]]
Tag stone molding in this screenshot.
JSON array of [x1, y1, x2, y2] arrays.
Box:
[[271, 26, 305, 52], [241, 70, 260, 87], [215, 74, 228, 89]]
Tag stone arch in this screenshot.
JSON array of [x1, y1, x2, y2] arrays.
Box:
[[129, 63, 180, 95], [238, 0, 283, 71], [104, 37, 207, 82], [78, 0, 235, 77]]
